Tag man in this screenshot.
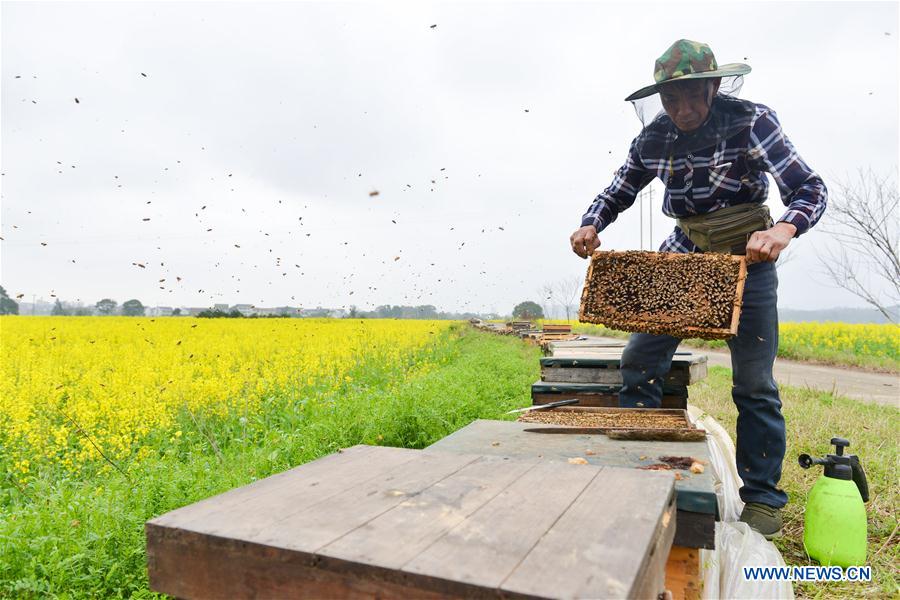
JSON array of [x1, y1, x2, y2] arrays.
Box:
[[570, 39, 827, 539]]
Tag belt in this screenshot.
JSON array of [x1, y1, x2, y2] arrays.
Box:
[[676, 203, 773, 254]]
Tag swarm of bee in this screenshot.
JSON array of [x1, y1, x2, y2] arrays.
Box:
[[579, 251, 746, 340]]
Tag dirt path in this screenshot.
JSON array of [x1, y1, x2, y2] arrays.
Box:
[[583, 336, 899, 408]]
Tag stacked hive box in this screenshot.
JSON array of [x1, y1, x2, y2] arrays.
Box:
[[540, 323, 578, 343], [531, 340, 707, 409]]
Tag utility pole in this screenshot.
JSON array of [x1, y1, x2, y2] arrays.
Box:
[[639, 189, 644, 250]]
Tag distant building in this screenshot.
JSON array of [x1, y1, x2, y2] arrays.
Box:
[[230, 304, 256, 317], [146, 306, 174, 317], [300, 307, 332, 318]]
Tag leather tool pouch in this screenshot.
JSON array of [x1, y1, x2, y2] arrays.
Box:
[[676, 203, 773, 254]]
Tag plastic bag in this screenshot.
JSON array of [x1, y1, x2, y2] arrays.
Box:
[[687, 405, 794, 599], [700, 522, 794, 599]]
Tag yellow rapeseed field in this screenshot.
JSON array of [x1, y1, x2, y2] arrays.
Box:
[[778, 322, 899, 360], [1, 317, 452, 478]]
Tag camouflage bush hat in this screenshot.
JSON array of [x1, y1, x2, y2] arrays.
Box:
[[625, 39, 751, 101]]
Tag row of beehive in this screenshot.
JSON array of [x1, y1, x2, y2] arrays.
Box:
[[469, 321, 707, 409]]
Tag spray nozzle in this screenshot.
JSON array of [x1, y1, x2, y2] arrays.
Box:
[[798, 454, 829, 469], [798, 437, 869, 502]]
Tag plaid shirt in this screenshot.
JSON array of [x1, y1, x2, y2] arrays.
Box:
[[581, 97, 827, 252]]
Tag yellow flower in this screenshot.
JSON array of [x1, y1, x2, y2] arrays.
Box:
[[1, 317, 452, 474]]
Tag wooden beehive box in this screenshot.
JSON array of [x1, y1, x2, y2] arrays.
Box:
[[531, 380, 687, 409], [147, 445, 677, 599], [540, 353, 708, 386], [579, 251, 747, 340]]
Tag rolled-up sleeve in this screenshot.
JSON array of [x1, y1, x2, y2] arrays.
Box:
[[748, 109, 827, 236], [581, 136, 655, 231]]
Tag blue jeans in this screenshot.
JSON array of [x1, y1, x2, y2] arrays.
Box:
[[619, 261, 788, 508]]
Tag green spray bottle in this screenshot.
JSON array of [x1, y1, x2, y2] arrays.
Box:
[[798, 437, 869, 568]]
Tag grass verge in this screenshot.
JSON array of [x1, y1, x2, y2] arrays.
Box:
[[690, 366, 899, 599]]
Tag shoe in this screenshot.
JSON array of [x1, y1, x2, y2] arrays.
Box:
[[740, 502, 783, 539]]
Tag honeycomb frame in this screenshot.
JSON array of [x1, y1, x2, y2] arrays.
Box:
[[578, 250, 747, 340]]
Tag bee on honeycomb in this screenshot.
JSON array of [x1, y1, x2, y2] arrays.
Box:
[[579, 251, 746, 340]]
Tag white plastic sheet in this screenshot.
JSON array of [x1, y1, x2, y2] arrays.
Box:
[[688, 405, 745, 522], [687, 405, 795, 599]]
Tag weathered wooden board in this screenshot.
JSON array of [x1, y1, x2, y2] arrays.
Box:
[[540, 354, 708, 386], [533, 381, 688, 396], [532, 380, 688, 409], [148, 445, 678, 599], [501, 466, 676, 600], [548, 340, 627, 350], [666, 545, 702, 600], [426, 420, 716, 549], [539, 333, 578, 342]]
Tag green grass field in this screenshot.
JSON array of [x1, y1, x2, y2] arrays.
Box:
[[2, 326, 896, 598]]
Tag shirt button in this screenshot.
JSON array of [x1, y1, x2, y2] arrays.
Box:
[[687, 153, 693, 159]]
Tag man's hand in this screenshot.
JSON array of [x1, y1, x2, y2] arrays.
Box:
[[746, 222, 796, 264], [570, 225, 600, 259]]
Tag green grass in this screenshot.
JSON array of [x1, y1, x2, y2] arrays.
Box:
[[0, 325, 540, 598], [690, 366, 899, 599]]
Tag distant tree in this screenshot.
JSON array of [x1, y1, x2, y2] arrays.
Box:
[[512, 301, 544, 320], [0, 286, 19, 315], [51, 298, 70, 316], [96, 298, 117, 315], [172, 308, 182, 316], [415, 305, 438, 319], [554, 277, 583, 322], [348, 305, 358, 318], [73, 307, 93, 316], [122, 299, 145, 317], [819, 169, 899, 323]]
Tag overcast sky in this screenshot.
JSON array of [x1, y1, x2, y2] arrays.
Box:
[[2, 0, 897, 314]]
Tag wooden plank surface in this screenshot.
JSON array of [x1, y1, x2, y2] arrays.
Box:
[[148, 445, 678, 599], [542, 366, 702, 386], [666, 545, 702, 600], [150, 445, 418, 535], [547, 340, 626, 350], [250, 451, 482, 553], [425, 420, 716, 549], [403, 460, 600, 589], [542, 349, 708, 386], [532, 380, 688, 397], [502, 466, 676, 599], [541, 353, 708, 367], [319, 455, 540, 569]]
